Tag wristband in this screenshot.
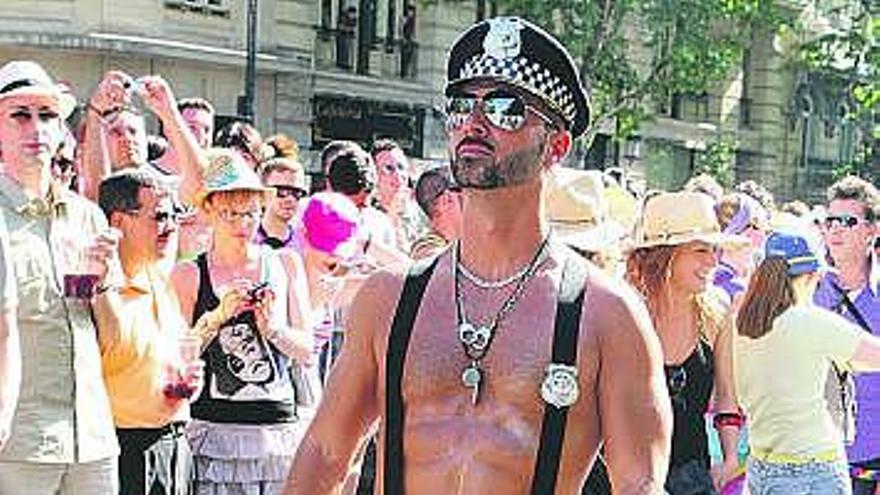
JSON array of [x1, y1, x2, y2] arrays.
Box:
[[713, 411, 746, 430]]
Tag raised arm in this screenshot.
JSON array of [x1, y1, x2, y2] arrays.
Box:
[[139, 76, 206, 205], [284, 270, 398, 494], [593, 278, 672, 494], [81, 71, 130, 201]]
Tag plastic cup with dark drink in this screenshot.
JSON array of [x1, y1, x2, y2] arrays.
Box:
[[63, 273, 100, 299], [56, 234, 96, 299], [163, 334, 202, 400]]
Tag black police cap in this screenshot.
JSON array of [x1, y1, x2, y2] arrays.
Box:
[[446, 17, 591, 138]]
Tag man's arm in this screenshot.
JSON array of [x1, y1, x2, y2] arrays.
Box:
[[284, 270, 397, 494], [0, 306, 20, 450], [592, 277, 672, 494], [81, 71, 130, 201]]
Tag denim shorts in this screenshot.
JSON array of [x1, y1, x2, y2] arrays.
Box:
[[747, 457, 852, 495]]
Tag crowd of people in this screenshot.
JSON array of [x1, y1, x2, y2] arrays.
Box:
[[0, 13, 878, 495]]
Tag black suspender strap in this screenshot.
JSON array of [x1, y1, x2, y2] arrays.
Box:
[[530, 250, 589, 495], [384, 256, 439, 495]]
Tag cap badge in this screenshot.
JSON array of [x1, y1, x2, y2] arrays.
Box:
[[483, 17, 523, 60]]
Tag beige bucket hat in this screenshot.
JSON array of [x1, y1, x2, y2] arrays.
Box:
[[631, 191, 748, 250], [546, 168, 624, 253]]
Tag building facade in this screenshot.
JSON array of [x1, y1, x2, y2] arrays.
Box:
[[0, 0, 474, 172], [0, 0, 866, 201]]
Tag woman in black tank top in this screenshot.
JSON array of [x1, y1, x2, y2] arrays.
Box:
[[626, 192, 744, 495], [170, 149, 313, 495]]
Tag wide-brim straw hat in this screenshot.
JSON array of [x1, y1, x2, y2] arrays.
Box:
[[546, 168, 624, 253], [195, 147, 273, 208], [0, 61, 77, 118], [631, 191, 749, 250]]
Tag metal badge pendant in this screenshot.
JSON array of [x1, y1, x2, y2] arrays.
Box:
[[540, 363, 580, 409], [458, 322, 492, 352]]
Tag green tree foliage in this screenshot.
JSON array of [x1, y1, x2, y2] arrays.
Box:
[[472, 0, 784, 144], [792, 1, 878, 171], [694, 135, 737, 188]]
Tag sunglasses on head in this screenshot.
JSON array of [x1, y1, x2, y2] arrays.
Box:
[[271, 184, 308, 200], [445, 89, 556, 132], [823, 214, 866, 229]]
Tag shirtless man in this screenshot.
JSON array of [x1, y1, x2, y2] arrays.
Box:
[[286, 17, 671, 494]]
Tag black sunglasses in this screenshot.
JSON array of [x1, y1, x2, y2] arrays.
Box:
[[270, 184, 308, 200], [823, 214, 865, 230], [445, 89, 555, 132]]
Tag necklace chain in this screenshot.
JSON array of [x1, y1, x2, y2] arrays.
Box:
[[457, 259, 534, 289], [453, 234, 551, 361]]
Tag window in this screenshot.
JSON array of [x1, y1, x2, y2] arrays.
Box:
[[740, 48, 752, 128], [164, 0, 229, 15]]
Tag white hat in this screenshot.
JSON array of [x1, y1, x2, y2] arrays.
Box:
[[546, 168, 624, 253], [0, 61, 76, 118]]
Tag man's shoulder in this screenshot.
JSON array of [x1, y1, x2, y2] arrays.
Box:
[[62, 190, 106, 221], [578, 262, 652, 343]]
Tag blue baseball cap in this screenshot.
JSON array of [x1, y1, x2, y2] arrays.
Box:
[[764, 230, 825, 276]]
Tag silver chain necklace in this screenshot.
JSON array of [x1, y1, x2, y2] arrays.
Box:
[[457, 259, 534, 289], [453, 235, 551, 405]]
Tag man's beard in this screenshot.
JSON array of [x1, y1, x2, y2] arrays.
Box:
[[450, 141, 546, 190]]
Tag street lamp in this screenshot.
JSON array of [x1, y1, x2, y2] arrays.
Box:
[[238, 0, 258, 122]]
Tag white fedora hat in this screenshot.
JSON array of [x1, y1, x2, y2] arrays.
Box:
[[0, 61, 76, 118]]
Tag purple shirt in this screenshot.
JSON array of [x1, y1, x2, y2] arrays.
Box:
[[814, 259, 880, 463], [713, 261, 746, 301]]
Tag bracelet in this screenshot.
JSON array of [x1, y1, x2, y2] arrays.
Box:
[[713, 411, 746, 430], [95, 283, 115, 295]]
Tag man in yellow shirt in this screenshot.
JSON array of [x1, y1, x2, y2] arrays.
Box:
[[98, 167, 204, 495]]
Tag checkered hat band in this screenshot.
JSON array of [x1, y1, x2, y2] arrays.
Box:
[[459, 54, 575, 127]]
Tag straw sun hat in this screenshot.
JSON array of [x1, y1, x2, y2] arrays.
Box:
[[195, 147, 273, 208], [631, 191, 748, 250], [545, 168, 624, 253]]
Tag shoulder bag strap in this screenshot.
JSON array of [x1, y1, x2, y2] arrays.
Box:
[[832, 282, 873, 334]]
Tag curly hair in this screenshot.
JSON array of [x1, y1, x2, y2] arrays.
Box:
[[827, 175, 879, 222]]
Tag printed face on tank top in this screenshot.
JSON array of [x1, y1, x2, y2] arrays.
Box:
[[207, 312, 292, 402]]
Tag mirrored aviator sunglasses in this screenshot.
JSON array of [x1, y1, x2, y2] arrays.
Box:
[[446, 90, 539, 132]]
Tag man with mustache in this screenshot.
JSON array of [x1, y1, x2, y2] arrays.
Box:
[[286, 17, 671, 494]]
